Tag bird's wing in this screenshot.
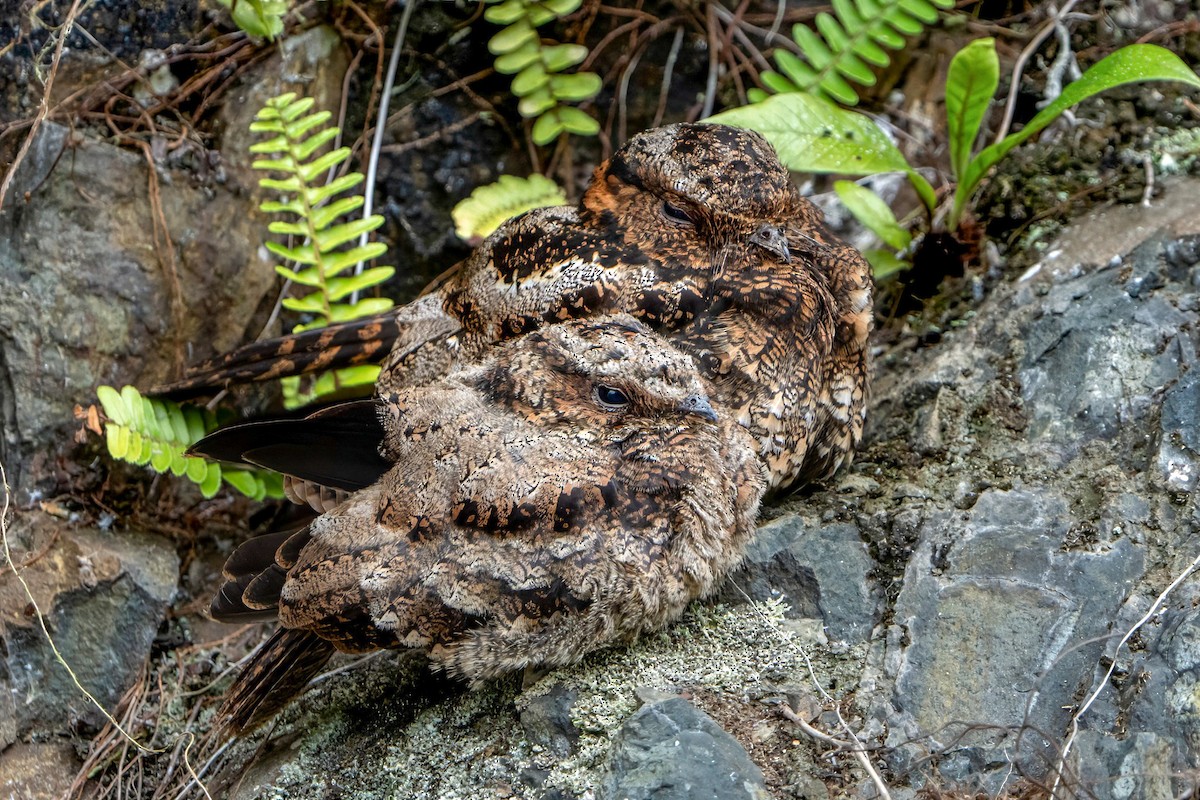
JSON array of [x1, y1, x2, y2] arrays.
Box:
[[149, 294, 459, 399], [189, 400, 390, 492]]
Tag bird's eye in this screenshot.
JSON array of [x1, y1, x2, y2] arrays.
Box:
[[661, 201, 695, 227], [594, 384, 631, 410]]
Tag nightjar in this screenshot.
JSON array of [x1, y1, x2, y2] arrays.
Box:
[[203, 317, 766, 733]]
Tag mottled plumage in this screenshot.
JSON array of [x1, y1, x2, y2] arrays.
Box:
[[206, 318, 765, 733], [160, 123, 871, 490]]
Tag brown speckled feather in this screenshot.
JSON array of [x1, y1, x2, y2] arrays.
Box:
[[212, 318, 766, 734], [159, 123, 871, 490]]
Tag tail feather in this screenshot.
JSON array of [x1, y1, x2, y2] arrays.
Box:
[[189, 401, 390, 493], [150, 314, 402, 399], [218, 627, 337, 736]]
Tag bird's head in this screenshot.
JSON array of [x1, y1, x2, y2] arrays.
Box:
[[581, 123, 819, 271], [483, 316, 720, 438]]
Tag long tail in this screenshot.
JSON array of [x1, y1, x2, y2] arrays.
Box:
[[217, 627, 336, 736], [150, 313, 402, 399]]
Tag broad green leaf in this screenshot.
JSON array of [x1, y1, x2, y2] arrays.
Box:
[[282, 294, 328, 315], [106, 424, 128, 459], [266, 241, 318, 264], [320, 242, 389, 275], [278, 96, 316, 122], [945, 38, 998, 182], [864, 247, 910, 278], [299, 148, 352, 183], [834, 180, 911, 250], [306, 174, 364, 205], [708, 92, 911, 175], [96, 385, 124, 425], [292, 127, 341, 161], [285, 110, 332, 141], [957, 44, 1200, 225], [312, 217, 383, 253], [168, 406, 189, 447], [199, 463, 222, 498], [275, 265, 324, 287], [222, 470, 261, 499], [122, 386, 145, 431], [310, 196, 365, 229], [542, 0, 583, 13], [150, 441, 173, 473]]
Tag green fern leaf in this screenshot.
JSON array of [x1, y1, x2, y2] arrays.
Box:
[[760, 0, 954, 105], [452, 174, 567, 241], [94, 385, 283, 500]]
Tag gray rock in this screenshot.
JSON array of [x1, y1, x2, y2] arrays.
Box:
[[520, 684, 580, 757], [600, 697, 771, 800], [1158, 366, 1200, 494], [0, 513, 178, 743], [727, 516, 876, 643], [883, 488, 1145, 785], [0, 121, 278, 492]]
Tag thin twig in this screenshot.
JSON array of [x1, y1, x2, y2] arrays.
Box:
[[702, 2, 720, 120], [1050, 548, 1200, 798], [654, 27, 686, 128], [0, 0, 82, 213]]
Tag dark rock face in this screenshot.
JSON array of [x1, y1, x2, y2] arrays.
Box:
[[600, 697, 771, 800], [0, 513, 177, 745]]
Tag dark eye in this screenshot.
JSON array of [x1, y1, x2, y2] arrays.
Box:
[[594, 385, 631, 410], [661, 201, 694, 226]]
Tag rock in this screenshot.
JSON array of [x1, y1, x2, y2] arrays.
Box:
[[0, 121, 279, 492], [724, 516, 876, 643], [0, 512, 178, 743], [0, 741, 82, 799], [520, 684, 580, 758], [600, 697, 771, 800]]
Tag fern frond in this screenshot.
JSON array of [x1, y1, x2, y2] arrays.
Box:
[[484, 0, 601, 144], [252, 93, 396, 408], [95, 385, 284, 500], [754, 0, 955, 105], [452, 174, 567, 241]]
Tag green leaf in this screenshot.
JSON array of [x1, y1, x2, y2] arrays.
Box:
[[945, 38, 999, 182], [489, 20, 537, 55], [453, 173, 567, 240], [519, 88, 557, 118], [96, 385, 125, 425], [307, 174, 364, 205], [266, 241, 318, 265], [512, 63, 550, 96], [542, 0, 583, 14], [278, 96, 315, 122], [549, 72, 602, 101], [864, 247, 910, 278], [320, 243, 390, 276], [299, 148, 352, 183], [222, 469, 261, 499], [325, 267, 396, 301], [292, 126, 340, 161], [310, 196, 365, 229], [312, 217, 383, 253], [485, 0, 527, 25], [531, 110, 566, 145], [275, 265, 324, 287], [556, 105, 600, 136], [708, 92, 911, 175], [540, 43, 588, 72], [282, 294, 328, 315], [285, 110, 333, 142], [496, 41, 542, 74], [956, 44, 1200, 227], [834, 180, 912, 250], [199, 463, 222, 498]]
